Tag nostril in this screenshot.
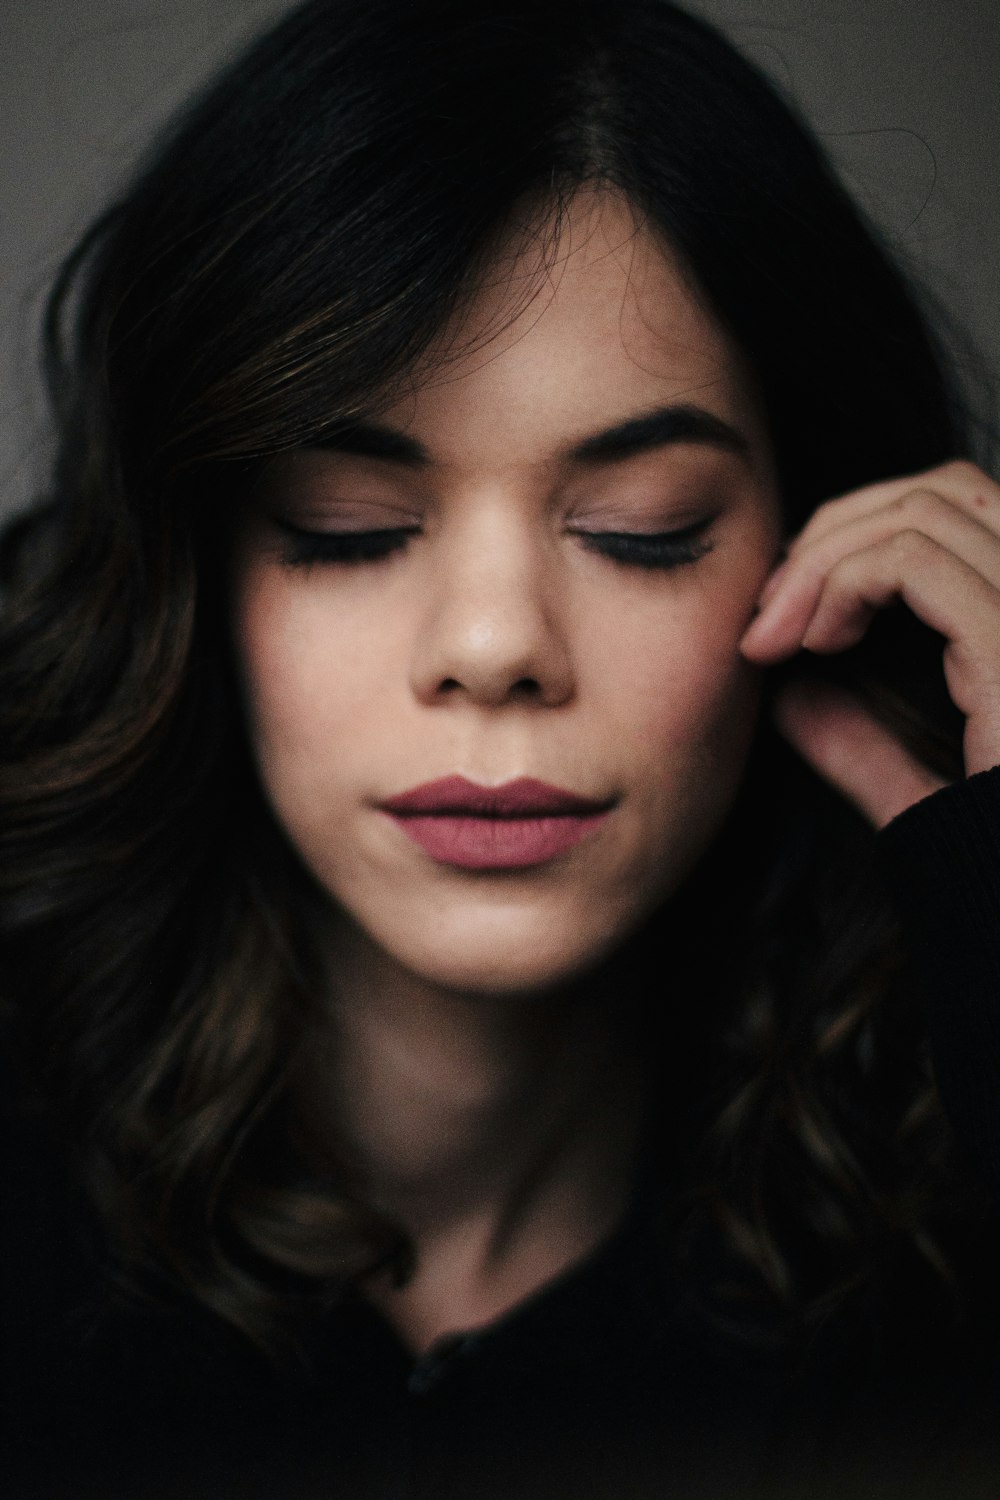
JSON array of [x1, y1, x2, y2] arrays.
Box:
[[433, 674, 543, 702]]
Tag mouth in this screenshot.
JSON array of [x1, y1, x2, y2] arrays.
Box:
[[379, 776, 615, 870]]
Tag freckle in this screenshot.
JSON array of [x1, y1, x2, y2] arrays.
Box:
[[975, 493, 988, 509]]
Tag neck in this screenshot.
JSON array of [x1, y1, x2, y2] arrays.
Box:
[[302, 919, 645, 1352]]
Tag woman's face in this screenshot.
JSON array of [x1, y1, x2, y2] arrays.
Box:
[[233, 192, 782, 996]]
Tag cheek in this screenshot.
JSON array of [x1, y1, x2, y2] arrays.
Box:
[[585, 583, 763, 778], [233, 580, 356, 848], [234, 571, 391, 782], [587, 598, 763, 912], [630, 636, 759, 768]]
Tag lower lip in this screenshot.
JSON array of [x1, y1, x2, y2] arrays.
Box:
[[385, 811, 611, 870]]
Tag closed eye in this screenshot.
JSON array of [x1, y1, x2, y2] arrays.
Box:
[[571, 515, 717, 569], [272, 514, 717, 570], [274, 520, 419, 566]]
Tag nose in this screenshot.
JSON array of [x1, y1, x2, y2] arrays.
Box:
[[408, 515, 575, 709]]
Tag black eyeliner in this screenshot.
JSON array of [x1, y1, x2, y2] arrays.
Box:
[[571, 514, 717, 570], [274, 518, 418, 565], [273, 513, 718, 570]]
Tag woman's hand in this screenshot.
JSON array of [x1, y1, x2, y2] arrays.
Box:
[[740, 460, 1000, 829]]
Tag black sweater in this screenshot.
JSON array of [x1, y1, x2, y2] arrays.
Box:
[[6, 770, 1000, 1500]]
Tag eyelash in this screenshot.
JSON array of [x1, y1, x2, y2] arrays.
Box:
[[275, 517, 716, 571], [278, 524, 420, 565], [572, 520, 715, 569]]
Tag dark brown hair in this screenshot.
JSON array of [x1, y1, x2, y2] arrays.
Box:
[[0, 0, 991, 1351]]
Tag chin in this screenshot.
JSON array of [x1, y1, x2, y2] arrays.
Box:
[[361, 901, 647, 999], [399, 950, 611, 999]]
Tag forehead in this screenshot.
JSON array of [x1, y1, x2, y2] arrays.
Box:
[[378, 188, 763, 466]]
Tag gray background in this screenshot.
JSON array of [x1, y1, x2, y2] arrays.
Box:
[[2, 0, 998, 518]]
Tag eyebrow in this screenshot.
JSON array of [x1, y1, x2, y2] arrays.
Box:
[[566, 404, 749, 463], [316, 403, 749, 468]]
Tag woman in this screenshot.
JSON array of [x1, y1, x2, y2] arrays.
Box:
[[3, 1, 1000, 1495]]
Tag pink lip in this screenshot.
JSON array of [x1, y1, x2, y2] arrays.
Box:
[[380, 776, 614, 870]]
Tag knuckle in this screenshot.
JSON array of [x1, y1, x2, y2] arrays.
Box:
[[942, 457, 981, 484], [888, 528, 933, 566], [891, 488, 942, 526], [827, 549, 868, 591]]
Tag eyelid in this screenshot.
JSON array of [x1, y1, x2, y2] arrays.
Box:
[[566, 511, 719, 539], [274, 520, 419, 567], [268, 502, 421, 531], [568, 514, 718, 570], [267, 510, 720, 571], [272, 516, 420, 535]]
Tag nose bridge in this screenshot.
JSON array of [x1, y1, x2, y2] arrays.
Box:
[[409, 494, 573, 708]]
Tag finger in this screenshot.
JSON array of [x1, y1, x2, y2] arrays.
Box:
[[795, 533, 1000, 779], [773, 679, 948, 828], [744, 492, 1000, 660], [797, 531, 1000, 670], [785, 460, 1000, 560]]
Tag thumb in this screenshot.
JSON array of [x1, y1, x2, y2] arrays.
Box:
[[772, 679, 948, 829]]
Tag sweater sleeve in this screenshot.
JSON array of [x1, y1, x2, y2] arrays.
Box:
[[877, 763, 1000, 1198]]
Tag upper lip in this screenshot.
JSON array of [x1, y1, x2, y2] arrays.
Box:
[[380, 776, 613, 817]]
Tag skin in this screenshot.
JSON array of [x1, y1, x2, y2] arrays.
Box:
[[235, 195, 781, 1003], [233, 189, 781, 1347], [233, 188, 1000, 1348], [742, 459, 1000, 825]]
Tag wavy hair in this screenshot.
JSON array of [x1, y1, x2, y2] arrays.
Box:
[[0, 0, 991, 1350]]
